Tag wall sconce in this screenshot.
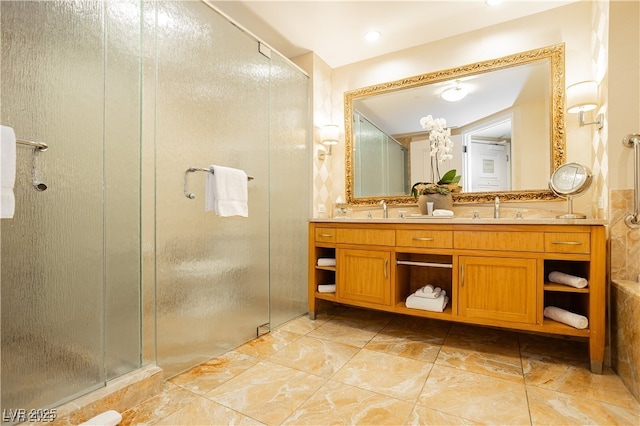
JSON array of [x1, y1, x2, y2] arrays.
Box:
[[318, 124, 339, 160], [566, 81, 603, 129]]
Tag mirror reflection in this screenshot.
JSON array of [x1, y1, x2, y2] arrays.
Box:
[[345, 44, 566, 205]]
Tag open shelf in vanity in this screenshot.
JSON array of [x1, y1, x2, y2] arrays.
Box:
[[308, 219, 607, 373]]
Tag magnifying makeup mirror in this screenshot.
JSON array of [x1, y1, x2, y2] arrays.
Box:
[[549, 162, 593, 219]]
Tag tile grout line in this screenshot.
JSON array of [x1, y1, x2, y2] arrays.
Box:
[[518, 333, 535, 426]]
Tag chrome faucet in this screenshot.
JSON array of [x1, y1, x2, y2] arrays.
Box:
[[379, 200, 388, 218], [494, 196, 500, 218]]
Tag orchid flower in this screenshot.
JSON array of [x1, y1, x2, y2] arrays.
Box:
[[420, 115, 453, 163]]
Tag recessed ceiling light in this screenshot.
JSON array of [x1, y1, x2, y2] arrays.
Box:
[[485, 0, 504, 5], [364, 30, 381, 42]]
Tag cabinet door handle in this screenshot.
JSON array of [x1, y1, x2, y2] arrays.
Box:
[[384, 259, 389, 279], [413, 237, 435, 241], [551, 241, 582, 245], [461, 265, 465, 288], [318, 233, 334, 238]]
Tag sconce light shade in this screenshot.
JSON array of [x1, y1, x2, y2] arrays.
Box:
[[320, 124, 340, 146], [318, 124, 340, 160], [566, 80, 603, 129], [566, 81, 598, 113]]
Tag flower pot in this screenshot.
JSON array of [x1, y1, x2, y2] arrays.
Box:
[[419, 193, 453, 213]]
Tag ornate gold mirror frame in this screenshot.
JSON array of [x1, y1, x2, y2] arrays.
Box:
[[344, 43, 566, 205]]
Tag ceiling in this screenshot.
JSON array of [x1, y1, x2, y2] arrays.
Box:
[[210, 0, 578, 69], [354, 58, 549, 136]]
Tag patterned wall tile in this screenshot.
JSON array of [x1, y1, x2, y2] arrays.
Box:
[[609, 189, 640, 282]]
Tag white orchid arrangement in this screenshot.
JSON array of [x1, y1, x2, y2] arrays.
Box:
[[419, 115, 454, 162], [411, 115, 461, 196]]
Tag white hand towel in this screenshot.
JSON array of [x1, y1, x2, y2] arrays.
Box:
[[544, 306, 588, 329], [317, 284, 336, 293], [1, 125, 17, 219], [317, 258, 336, 267], [206, 165, 248, 217], [548, 271, 588, 288], [433, 209, 454, 217], [405, 293, 449, 312]]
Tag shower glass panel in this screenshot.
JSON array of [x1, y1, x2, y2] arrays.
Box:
[[104, 0, 143, 380], [354, 112, 386, 196], [154, 1, 270, 377], [269, 54, 310, 328], [1, 0, 143, 414]]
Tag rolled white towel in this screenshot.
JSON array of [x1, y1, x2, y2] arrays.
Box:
[[317, 258, 336, 267], [414, 285, 443, 299], [317, 284, 336, 293], [79, 410, 122, 426], [544, 306, 588, 329], [548, 271, 588, 288], [405, 293, 449, 312], [433, 209, 454, 217]]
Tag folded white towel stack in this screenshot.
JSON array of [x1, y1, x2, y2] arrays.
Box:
[[317, 284, 336, 293], [433, 209, 454, 217], [548, 271, 588, 288], [205, 165, 248, 217], [543, 306, 588, 329], [406, 293, 449, 312], [317, 258, 336, 267], [1, 125, 17, 219], [414, 284, 445, 299]]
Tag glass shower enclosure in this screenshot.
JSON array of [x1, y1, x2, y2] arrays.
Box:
[[152, 0, 309, 377], [1, 0, 309, 416], [1, 0, 143, 413]]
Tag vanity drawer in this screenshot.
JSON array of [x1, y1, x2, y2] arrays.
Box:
[[454, 231, 544, 252], [545, 232, 590, 254], [315, 227, 336, 243], [396, 230, 453, 249], [336, 228, 395, 246]]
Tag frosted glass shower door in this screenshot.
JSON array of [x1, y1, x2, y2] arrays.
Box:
[[269, 54, 310, 328], [154, 1, 271, 377], [1, 1, 107, 412], [1, 0, 143, 413]]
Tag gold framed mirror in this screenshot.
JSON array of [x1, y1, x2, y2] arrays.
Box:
[[344, 43, 566, 205]]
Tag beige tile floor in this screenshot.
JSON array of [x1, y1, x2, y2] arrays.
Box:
[[122, 306, 640, 425]]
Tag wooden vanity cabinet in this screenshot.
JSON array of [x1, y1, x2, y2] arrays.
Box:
[[309, 221, 607, 373], [337, 248, 391, 306], [458, 256, 538, 324]]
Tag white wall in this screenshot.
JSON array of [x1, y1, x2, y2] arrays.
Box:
[[608, 0, 640, 191]]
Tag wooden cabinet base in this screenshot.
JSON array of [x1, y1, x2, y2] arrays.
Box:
[[309, 221, 606, 374]]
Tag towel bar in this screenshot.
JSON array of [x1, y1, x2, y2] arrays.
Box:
[[17, 138, 48, 151], [623, 134, 640, 228], [183, 166, 253, 199], [397, 260, 453, 269]]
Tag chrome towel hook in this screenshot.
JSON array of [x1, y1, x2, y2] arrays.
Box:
[[32, 147, 47, 191], [16, 138, 48, 191]]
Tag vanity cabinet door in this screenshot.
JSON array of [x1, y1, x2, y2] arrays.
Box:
[[337, 249, 391, 306], [458, 256, 537, 324]]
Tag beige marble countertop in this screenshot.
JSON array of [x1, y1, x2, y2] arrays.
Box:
[[310, 217, 607, 225], [312, 205, 608, 225]]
